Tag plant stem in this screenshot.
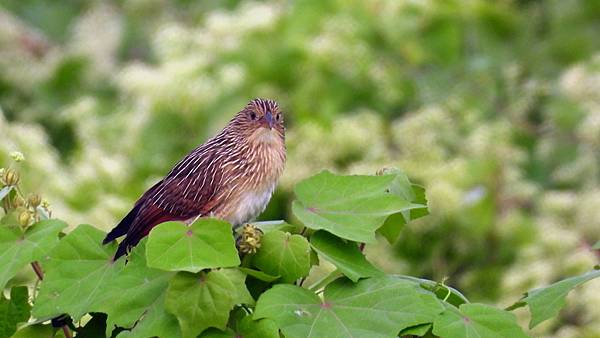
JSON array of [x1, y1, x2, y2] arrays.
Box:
[[62, 325, 73, 338], [31, 261, 44, 280]]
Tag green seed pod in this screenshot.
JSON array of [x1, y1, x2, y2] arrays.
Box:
[[2, 169, 20, 186], [28, 194, 42, 208], [18, 211, 31, 227]]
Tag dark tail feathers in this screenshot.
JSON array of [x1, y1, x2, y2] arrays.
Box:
[[102, 203, 141, 245]]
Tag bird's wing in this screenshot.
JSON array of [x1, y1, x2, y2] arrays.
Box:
[[119, 147, 227, 251]]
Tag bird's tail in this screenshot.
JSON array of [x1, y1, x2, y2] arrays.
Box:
[[102, 203, 141, 245]]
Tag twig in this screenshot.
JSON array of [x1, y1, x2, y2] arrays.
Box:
[[31, 261, 44, 280], [62, 325, 73, 338]]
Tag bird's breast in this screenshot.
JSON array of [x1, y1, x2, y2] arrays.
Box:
[[219, 181, 277, 227]]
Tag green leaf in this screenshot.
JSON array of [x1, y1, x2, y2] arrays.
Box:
[[238, 268, 279, 282], [146, 219, 240, 273], [200, 314, 279, 338], [376, 213, 406, 245], [9, 325, 54, 338], [254, 276, 444, 338], [99, 240, 174, 336], [292, 171, 423, 243], [220, 268, 254, 306], [0, 220, 67, 290], [432, 303, 529, 338], [0, 186, 13, 201], [395, 275, 469, 307], [32, 224, 124, 321], [0, 287, 31, 338], [235, 316, 279, 338], [310, 230, 382, 282], [399, 323, 432, 336], [249, 220, 301, 234], [518, 269, 600, 328], [377, 169, 429, 244], [252, 230, 311, 283], [116, 293, 181, 338], [165, 270, 238, 338], [593, 240, 600, 250]]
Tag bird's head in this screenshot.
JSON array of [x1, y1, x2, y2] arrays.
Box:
[[232, 98, 285, 145]]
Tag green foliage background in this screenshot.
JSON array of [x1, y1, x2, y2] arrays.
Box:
[[0, 1, 599, 337]]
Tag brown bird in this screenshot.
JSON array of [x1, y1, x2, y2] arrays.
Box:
[[103, 98, 286, 259]]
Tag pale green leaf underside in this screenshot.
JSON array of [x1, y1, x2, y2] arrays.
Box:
[[292, 171, 422, 243], [146, 219, 240, 273]]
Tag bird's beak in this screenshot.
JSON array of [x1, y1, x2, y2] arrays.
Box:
[[262, 111, 275, 130]]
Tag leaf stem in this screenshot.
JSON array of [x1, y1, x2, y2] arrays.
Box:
[[62, 325, 73, 338], [31, 261, 44, 280]]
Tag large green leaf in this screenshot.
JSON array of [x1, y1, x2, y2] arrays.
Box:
[[116, 293, 181, 338], [432, 303, 529, 338], [146, 219, 240, 273], [292, 171, 422, 243], [0, 220, 67, 289], [32, 224, 124, 321], [252, 230, 311, 283], [310, 230, 381, 282], [165, 270, 238, 338], [254, 276, 444, 338], [99, 240, 175, 336], [0, 287, 30, 338], [516, 269, 600, 328]]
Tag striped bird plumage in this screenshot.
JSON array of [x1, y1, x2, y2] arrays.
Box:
[[103, 98, 286, 259]]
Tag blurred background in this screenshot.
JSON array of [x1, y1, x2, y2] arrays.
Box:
[[0, 0, 599, 336]]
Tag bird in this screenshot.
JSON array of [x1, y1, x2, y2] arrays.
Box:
[[103, 98, 286, 259]]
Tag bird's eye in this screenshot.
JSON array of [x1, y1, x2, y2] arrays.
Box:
[[276, 113, 281, 121], [249, 112, 257, 120]]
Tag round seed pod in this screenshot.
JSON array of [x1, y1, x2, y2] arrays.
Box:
[[18, 211, 31, 227]]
